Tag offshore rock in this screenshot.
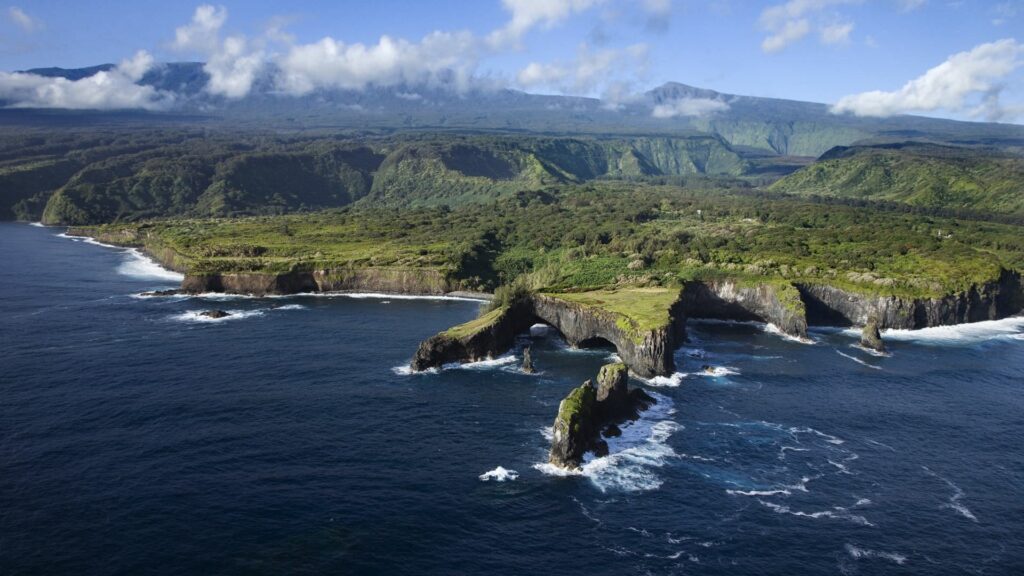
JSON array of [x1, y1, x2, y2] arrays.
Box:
[[199, 310, 231, 319], [860, 317, 886, 352], [548, 363, 656, 470], [410, 301, 535, 372], [521, 346, 535, 374]]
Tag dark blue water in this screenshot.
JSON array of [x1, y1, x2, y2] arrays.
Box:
[[2, 221, 1023, 575]]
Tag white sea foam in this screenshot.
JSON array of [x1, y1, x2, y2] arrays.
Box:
[[171, 310, 265, 323], [845, 544, 908, 565], [878, 316, 1024, 346], [534, 392, 679, 493], [726, 488, 792, 497], [850, 344, 893, 357], [758, 500, 873, 526], [763, 323, 817, 344], [922, 466, 978, 522], [29, 222, 46, 227], [169, 304, 305, 324], [836, 350, 882, 370], [442, 354, 519, 371], [479, 466, 519, 482], [117, 248, 185, 282], [643, 372, 685, 387]]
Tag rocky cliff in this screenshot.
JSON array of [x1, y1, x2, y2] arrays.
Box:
[[410, 292, 687, 378], [181, 267, 454, 296], [680, 280, 808, 338], [797, 269, 1023, 329]]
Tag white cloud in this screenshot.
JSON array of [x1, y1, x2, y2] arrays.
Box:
[[991, 1, 1019, 25], [758, 0, 860, 53], [640, 0, 672, 30], [171, 5, 266, 99], [762, 18, 811, 53], [515, 42, 648, 96], [488, 0, 605, 47], [651, 97, 730, 118], [0, 50, 173, 110], [7, 6, 38, 32], [819, 21, 853, 45], [832, 38, 1024, 121], [277, 31, 479, 95]]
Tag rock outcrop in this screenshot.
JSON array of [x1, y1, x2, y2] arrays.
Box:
[[860, 317, 885, 352], [548, 363, 655, 470], [410, 293, 688, 377], [410, 302, 536, 371], [680, 280, 808, 338], [521, 346, 535, 374], [797, 269, 1024, 329], [199, 310, 231, 319]]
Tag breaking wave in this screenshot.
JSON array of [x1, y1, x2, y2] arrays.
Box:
[[479, 466, 519, 482], [844, 543, 908, 565], [534, 392, 680, 493], [836, 350, 882, 370]]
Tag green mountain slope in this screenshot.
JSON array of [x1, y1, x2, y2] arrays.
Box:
[[770, 143, 1024, 217]]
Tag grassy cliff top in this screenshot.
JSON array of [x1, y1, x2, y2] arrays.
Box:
[[444, 306, 507, 340], [546, 288, 681, 336], [76, 182, 1024, 299]]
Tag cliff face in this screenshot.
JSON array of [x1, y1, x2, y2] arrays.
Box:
[[410, 293, 686, 378], [798, 270, 1023, 329], [410, 302, 535, 371], [531, 294, 685, 378], [681, 280, 808, 338], [181, 268, 453, 296]]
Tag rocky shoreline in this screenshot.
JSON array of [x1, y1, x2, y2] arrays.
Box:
[[65, 226, 1024, 377]]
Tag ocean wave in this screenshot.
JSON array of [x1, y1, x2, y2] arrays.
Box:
[[640, 366, 740, 387], [534, 392, 680, 493], [845, 544, 908, 565], [170, 310, 265, 323], [29, 222, 46, 227], [479, 466, 519, 482], [922, 466, 978, 522], [758, 499, 873, 526], [117, 248, 185, 282], [169, 304, 305, 324], [393, 353, 519, 376], [763, 323, 817, 344], [866, 317, 1024, 347], [850, 344, 892, 357], [836, 350, 882, 370]]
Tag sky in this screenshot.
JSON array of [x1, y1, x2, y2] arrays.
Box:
[[0, 0, 1022, 122]]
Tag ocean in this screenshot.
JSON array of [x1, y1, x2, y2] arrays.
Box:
[[2, 221, 1023, 575]]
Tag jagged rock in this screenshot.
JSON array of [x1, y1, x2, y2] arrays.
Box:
[[141, 289, 181, 297], [860, 317, 885, 352], [199, 310, 231, 319], [521, 346, 535, 374], [548, 363, 658, 470], [549, 380, 599, 470]]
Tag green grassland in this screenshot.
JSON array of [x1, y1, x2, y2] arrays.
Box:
[[80, 182, 1024, 300]]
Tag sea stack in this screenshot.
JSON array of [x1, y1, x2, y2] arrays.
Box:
[[548, 363, 655, 470], [860, 317, 885, 352], [522, 346, 535, 373], [199, 310, 232, 319]]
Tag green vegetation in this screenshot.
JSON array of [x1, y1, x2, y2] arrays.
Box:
[[78, 182, 1024, 302], [556, 381, 597, 436], [549, 288, 681, 341], [771, 143, 1024, 218], [444, 306, 507, 339]]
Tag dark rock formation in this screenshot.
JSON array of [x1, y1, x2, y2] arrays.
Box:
[[860, 317, 885, 352], [530, 294, 686, 378], [548, 363, 656, 470], [680, 280, 808, 338], [410, 301, 536, 371], [410, 293, 687, 377], [798, 269, 1024, 329], [199, 310, 231, 319], [521, 346, 535, 374], [181, 267, 456, 297], [141, 289, 181, 297]]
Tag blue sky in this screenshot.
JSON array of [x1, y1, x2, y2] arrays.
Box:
[[0, 1, 1021, 121]]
